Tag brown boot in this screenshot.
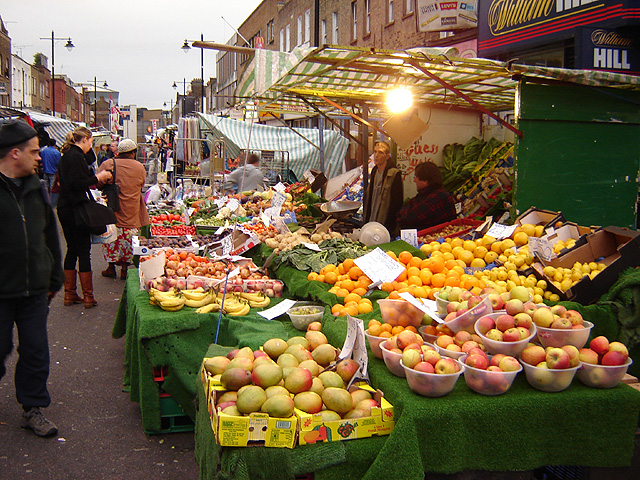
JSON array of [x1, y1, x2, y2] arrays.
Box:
[[78, 271, 98, 309], [63, 270, 84, 306], [120, 263, 129, 280], [101, 263, 116, 278]]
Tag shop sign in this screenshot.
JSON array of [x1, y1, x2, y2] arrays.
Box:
[[417, 0, 478, 32], [478, 0, 637, 56], [576, 27, 640, 74]]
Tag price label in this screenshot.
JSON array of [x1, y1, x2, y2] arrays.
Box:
[[486, 223, 517, 240], [303, 170, 315, 183], [528, 236, 554, 261], [260, 212, 271, 228], [215, 225, 226, 235], [400, 229, 418, 248], [264, 206, 280, 219], [214, 197, 227, 208], [455, 202, 462, 214], [271, 191, 287, 211], [273, 182, 286, 193], [258, 299, 296, 320], [185, 207, 195, 225], [354, 248, 405, 284], [397, 292, 442, 323], [221, 235, 233, 255], [273, 217, 289, 234], [302, 242, 322, 252], [226, 198, 240, 212], [339, 315, 370, 386]]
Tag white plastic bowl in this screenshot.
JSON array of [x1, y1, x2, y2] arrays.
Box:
[[444, 296, 492, 334], [475, 314, 537, 357], [521, 361, 581, 392], [380, 342, 406, 377], [418, 326, 438, 345], [434, 292, 450, 316], [460, 354, 521, 396], [576, 357, 633, 389], [287, 303, 324, 331], [400, 359, 464, 397], [364, 329, 385, 359], [377, 299, 424, 328], [536, 321, 593, 349], [434, 342, 466, 360]]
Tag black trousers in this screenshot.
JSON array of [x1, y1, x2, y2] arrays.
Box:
[[0, 294, 51, 409], [57, 205, 92, 272]]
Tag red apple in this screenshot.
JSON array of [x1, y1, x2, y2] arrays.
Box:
[[402, 349, 422, 369], [550, 317, 573, 329], [435, 358, 459, 374], [487, 365, 503, 372], [444, 311, 458, 322], [545, 347, 571, 369], [578, 347, 599, 365], [436, 334, 454, 349], [590, 336, 610, 356], [608, 342, 629, 360], [505, 299, 524, 316], [502, 327, 522, 342], [475, 315, 496, 335], [496, 314, 516, 332], [397, 330, 419, 350], [601, 350, 626, 366], [498, 355, 520, 372], [561, 345, 581, 368], [422, 349, 442, 367], [532, 307, 555, 328], [468, 295, 484, 309], [517, 326, 531, 340], [514, 312, 533, 329], [414, 361, 435, 373], [307, 321, 322, 332], [485, 329, 504, 342], [461, 340, 480, 354], [562, 309, 584, 326], [520, 345, 547, 366], [446, 302, 460, 314], [385, 336, 398, 351], [465, 353, 489, 370], [454, 330, 473, 347], [523, 302, 538, 317], [550, 304, 567, 317], [468, 347, 487, 359], [490, 353, 506, 367], [487, 293, 504, 311]]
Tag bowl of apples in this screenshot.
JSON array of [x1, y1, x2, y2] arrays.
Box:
[[474, 313, 537, 357], [532, 306, 593, 349], [433, 330, 484, 361], [519, 343, 581, 392], [379, 330, 426, 377], [364, 329, 386, 359], [576, 336, 633, 388], [400, 357, 464, 397], [442, 295, 493, 334], [460, 352, 522, 396]]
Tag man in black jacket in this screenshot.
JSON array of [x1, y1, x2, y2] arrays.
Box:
[[0, 119, 64, 437]]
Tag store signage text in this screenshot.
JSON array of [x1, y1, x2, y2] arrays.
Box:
[[593, 49, 630, 69], [579, 28, 637, 73]]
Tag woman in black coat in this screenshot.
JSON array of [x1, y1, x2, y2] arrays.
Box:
[[57, 127, 112, 309]]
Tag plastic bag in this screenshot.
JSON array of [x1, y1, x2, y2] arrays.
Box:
[[91, 224, 117, 244]]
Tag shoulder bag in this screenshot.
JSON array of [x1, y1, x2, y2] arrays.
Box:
[[101, 159, 121, 212], [74, 191, 118, 235]]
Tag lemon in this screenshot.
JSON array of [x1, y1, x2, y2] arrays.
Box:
[[513, 231, 529, 246], [521, 223, 536, 237]]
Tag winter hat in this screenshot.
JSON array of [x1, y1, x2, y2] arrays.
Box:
[[0, 119, 38, 149], [117, 138, 137, 154]]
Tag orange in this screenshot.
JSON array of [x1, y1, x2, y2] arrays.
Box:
[[368, 323, 382, 336], [431, 273, 446, 288], [397, 313, 413, 327], [407, 275, 423, 287], [335, 288, 349, 297], [307, 272, 319, 281], [380, 282, 394, 293], [442, 252, 455, 262], [413, 286, 428, 298], [471, 286, 483, 296], [419, 258, 431, 270], [422, 325, 437, 335], [463, 240, 477, 252], [328, 286, 340, 294], [316, 274, 325, 283], [408, 256, 423, 268], [357, 302, 373, 314], [393, 281, 408, 291], [358, 297, 373, 306], [391, 325, 405, 336], [444, 276, 460, 287], [419, 269, 433, 285], [380, 323, 393, 333], [368, 319, 381, 328], [388, 291, 401, 299], [451, 265, 466, 277], [398, 251, 413, 265], [324, 271, 338, 284], [444, 259, 459, 270], [356, 276, 373, 288], [348, 266, 364, 280], [342, 258, 355, 271], [406, 266, 421, 278], [379, 331, 392, 338], [337, 264, 345, 275], [345, 304, 359, 316], [450, 237, 464, 249], [426, 255, 445, 273], [462, 276, 479, 289], [386, 250, 398, 261], [331, 304, 344, 315], [395, 270, 407, 282], [352, 287, 368, 296], [320, 264, 337, 275], [439, 242, 452, 253], [341, 279, 356, 292], [405, 325, 418, 333], [343, 292, 361, 304], [344, 300, 359, 309]]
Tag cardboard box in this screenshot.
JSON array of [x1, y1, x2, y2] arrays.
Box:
[[132, 236, 199, 256], [309, 169, 327, 193], [532, 226, 640, 304], [208, 386, 298, 448], [537, 223, 593, 261], [515, 207, 565, 230], [296, 384, 394, 445], [209, 229, 261, 257], [417, 218, 485, 240]]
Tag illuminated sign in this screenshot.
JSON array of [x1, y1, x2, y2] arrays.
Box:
[[576, 27, 639, 74], [417, 0, 478, 32]]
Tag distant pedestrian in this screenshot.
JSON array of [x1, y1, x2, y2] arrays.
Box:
[[40, 138, 61, 198], [97, 139, 150, 279], [0, 119, 64, 437]]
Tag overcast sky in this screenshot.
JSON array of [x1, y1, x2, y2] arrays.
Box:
[[2, 0, 263, 109]]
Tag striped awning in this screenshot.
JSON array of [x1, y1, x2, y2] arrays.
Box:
[[25, 111, 76, 147], [197, 114, 349, 180], [235, 45, 640, 118]]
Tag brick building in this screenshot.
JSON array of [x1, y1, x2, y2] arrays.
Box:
[[0, 16, 10, 108]]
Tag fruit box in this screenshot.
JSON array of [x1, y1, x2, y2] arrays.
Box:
[[209, 229, 261, 257], [208, 386, 298, 448], [532, 226, 640, 304], [296, 383, 394, 446], [131, 236, 198, 256], [417, 218, 484, 239], [536, 223, 593, 261], [515, 207, 565, 230]]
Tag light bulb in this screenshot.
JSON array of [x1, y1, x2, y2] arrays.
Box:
[[386, 87, 413, 113]]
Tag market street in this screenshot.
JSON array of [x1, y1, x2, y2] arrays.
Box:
[[0, 232, 199, 480]]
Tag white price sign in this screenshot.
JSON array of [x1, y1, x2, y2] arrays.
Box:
[[353, 248, 405, 284], [302, 242, 322, 252], [226, 198, 240, 212], [486, 223, 517, 240], [339, 315, 370, 386], [260, 212, 271, 228], [221, 235, 233, 255], [258, 299, 296, 320], [271, 191, 287, 211], [398, 292, 442, 323], [273, 182, 286, 193], [400, 229, 419, 248], [528, 236, 554, 261]]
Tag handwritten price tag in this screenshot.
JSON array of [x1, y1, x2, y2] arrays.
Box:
[[528, 236, 554, 261], [258, 299, 296, 320], [486, 223, 516, 240], [271, 191, 287, 211], [398, 292, 442, 323], [400, 229, 418, 248], [354, 248, 405, 284]]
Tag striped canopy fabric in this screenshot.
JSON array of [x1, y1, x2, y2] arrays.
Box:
[[25, 110, 76, 147], [235, 45, 640, 118], [197, 114, 349, 180]]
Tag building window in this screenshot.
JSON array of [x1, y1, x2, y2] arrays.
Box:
[[280, 28, 285, 50], [364, 0, 371, 34], [388, 0, 395, 23], [321, 19, 327, 44], [305, 9, 311, 44], [267, 20, 275, 44], [405, 0, 413, 15], [286, 24, 291, 51], [297, 15, 303, 46], [332, 12, 339, 44], [351, 2, 358, 40]]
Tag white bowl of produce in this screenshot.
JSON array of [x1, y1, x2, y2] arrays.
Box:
[[287, 303, 324, 331]]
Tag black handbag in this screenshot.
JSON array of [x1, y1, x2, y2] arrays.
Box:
[[101, 160, 121, 212], [74, 192, 118, 235]]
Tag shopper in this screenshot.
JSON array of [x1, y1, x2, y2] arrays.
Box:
[[0, 119, 64, 437], [224, 153, 265, 192], [40, 138, 61, 199], [97, 139, 150, 279], [396, 161, 457, 231], [57, 127, 112, 308], [96, 143, 109, 165], [363, 141, 404, 235]]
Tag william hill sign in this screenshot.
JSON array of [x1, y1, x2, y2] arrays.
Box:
[[478, 0, 639, 60]]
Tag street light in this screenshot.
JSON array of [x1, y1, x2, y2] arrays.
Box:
[[163, 100, 174, 124], [40, 31, 74, 117], [93, 77, 109, 127], [181, 35, 205, 113]]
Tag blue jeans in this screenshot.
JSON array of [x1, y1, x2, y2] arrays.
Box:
[[0, 294, 51, 409]]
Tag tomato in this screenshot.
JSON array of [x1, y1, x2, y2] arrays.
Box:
[[160, 214, 168, 221]]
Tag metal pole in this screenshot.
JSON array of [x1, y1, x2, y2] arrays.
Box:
[[94, 77, 97, 127], [51, 31, 55, 117], [201, 33, 204, 113]]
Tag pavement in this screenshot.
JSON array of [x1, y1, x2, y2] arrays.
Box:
[[0, 234, 199, 479]]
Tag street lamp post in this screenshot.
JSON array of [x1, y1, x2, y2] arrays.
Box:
[[40, 31, 74, 117], [181, 36, 205, 113], [172, 79, 189, 116], [93, 77, 108, 127]]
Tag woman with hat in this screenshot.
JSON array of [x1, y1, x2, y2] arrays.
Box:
[[97, 138, 149, 279], [57, 127, 112, 309]]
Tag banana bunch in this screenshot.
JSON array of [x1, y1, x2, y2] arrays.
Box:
[[182, 289, 216, 308], [217, 293, 251, 316], [195, 302, 221, 314], [148, 289, 186, 312], [238, 291, 271, 308]]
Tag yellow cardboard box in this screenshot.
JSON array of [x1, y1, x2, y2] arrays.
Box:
[[296, 384, 394, 445]]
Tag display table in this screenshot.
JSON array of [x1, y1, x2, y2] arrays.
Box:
[[195, 341, 640, 480]]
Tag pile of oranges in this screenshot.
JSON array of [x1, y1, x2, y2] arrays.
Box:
[[366, 319, 419, 338]]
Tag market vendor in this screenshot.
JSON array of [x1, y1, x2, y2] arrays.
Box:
[[224, 153, 265, 193], [363, 141, 403, 234], [396, 161, 457, 231]]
